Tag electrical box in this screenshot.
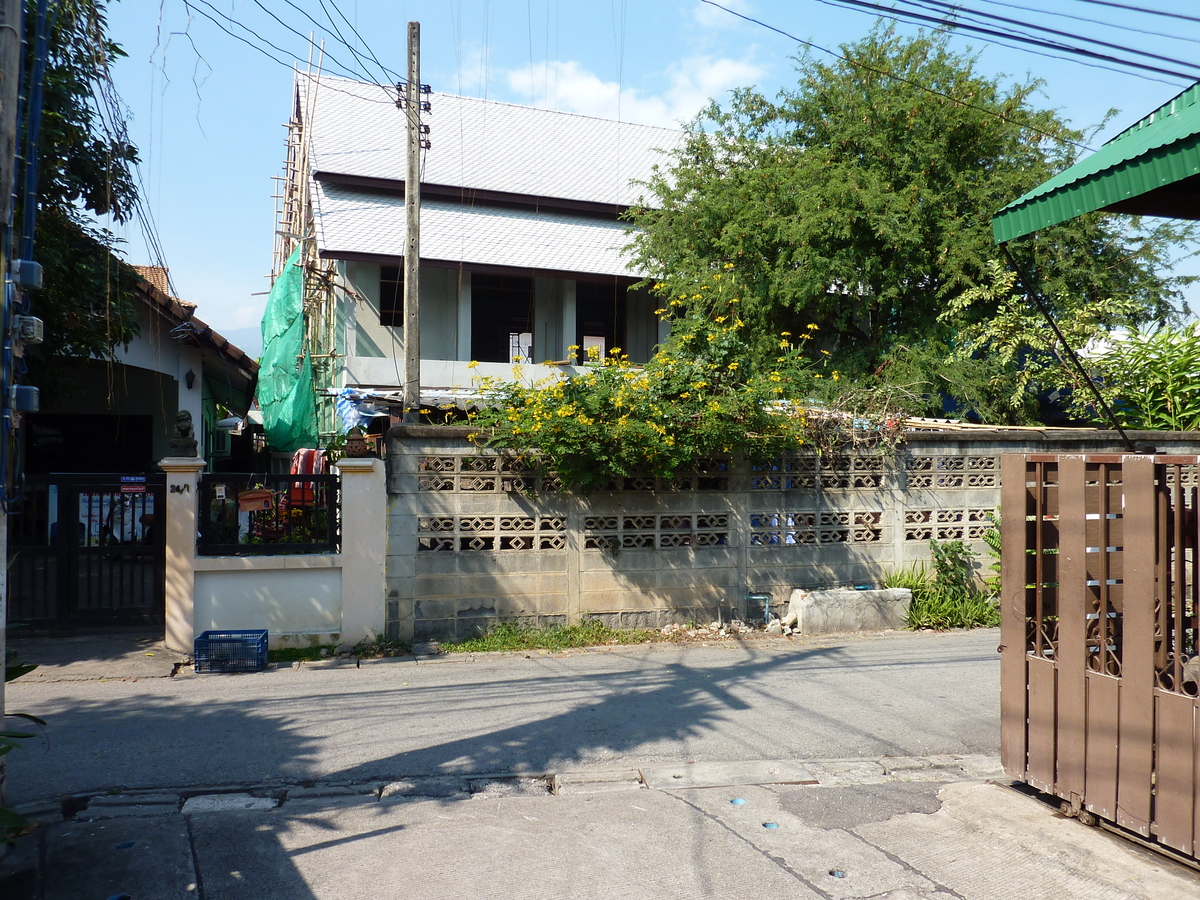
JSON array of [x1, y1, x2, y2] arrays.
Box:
[[14, 315, 43, 345], [13, 385, 39, 413], [11, 259, 43, 291]]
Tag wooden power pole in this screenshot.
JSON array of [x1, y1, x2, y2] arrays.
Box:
[[402, 21, 422, 424]]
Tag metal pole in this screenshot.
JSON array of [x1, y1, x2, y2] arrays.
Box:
[[1000, 243, 1136, 453], [0, 0, 22, 820], [402, 21, 421, 424]]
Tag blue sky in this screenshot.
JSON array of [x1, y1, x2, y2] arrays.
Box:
[[102, 1, 1200, 353]]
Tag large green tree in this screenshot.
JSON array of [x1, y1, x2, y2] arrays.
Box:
[[626, 25, 1194, 422], [18, 0, 142, 392]]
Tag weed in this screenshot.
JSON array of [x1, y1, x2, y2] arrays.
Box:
[[883, 539, 1000, 630], [442, 620, 658, 653], [268, 644, 339, 663]]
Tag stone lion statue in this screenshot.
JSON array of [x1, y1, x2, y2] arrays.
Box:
[[170, 409, 199, 457]]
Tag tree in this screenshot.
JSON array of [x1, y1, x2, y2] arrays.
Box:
[[17, 0, 142, 394], [626, 24, 1194, 422]]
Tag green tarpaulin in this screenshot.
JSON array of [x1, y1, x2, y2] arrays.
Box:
[[257, 246, 319, 452]]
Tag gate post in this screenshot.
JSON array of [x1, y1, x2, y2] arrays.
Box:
[[335, 457, 386, 643], [160, 457, 206, 653]]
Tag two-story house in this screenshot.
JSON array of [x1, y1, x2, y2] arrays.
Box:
[[266, 73, 687, 440]]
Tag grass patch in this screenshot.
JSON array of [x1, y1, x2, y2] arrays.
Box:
[[442, 620, 658, 653], [268, 644, 338, 663]]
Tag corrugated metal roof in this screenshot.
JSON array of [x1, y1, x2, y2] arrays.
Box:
[[993, 81, 1200, 243], [312, 181, 641, 277], [301, 75, 687, 208]]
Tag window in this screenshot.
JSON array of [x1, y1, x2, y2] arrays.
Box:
[[576, 281, 620, 359], [471, 275, 534, 363], [379, 265, 403, 327]]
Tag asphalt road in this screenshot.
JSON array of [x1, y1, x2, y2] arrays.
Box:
[[5, 629, 1001, 804]]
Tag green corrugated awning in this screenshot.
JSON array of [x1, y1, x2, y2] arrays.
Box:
[[993, 82, 1200, 243]]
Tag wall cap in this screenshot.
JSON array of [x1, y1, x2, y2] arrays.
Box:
[[158, 457, 207, 473], [334, 457, 381, 473]]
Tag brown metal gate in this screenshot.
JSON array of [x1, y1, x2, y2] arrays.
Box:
[[1001, 453, 1200, 857]]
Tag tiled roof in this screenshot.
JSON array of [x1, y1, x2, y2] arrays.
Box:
[[301, 75, 687, 207], [313, 181, 642, 277]]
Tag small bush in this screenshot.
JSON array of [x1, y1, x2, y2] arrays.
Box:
[[442, 620, 658, 653], [884, 540, 1000, 630]]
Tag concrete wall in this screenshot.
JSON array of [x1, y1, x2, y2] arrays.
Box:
[[385, 426, 1200, 642], [193, 559, 342, 647], [162, 456, 386, 652]]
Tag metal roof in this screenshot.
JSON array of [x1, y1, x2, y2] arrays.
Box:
[[301, 75, 687, 208], [993, 81, 1200, 243], [312, 181, 641, 277]]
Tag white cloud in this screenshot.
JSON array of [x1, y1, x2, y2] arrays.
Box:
[[505, 55, 763, 128], [693, 0, 752, 31]]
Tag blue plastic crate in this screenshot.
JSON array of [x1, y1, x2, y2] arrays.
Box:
[[194, 629, 268, 673]]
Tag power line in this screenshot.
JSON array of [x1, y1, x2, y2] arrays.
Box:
[[1072, 0, 1200, 27], [179, 0, 395, 104], [320, 0, 403, 83], [889, 0, 1200, 78], [969, 0, 1200, 49], [698, 1, 1096, 152], [810, 0, 1199, 81], [248, 0, 382, 85]]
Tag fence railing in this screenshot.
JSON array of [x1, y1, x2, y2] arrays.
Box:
[[197, 473, 340, 556]]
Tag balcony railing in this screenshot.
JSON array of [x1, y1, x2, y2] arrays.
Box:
[[197, 473, 340, 556]]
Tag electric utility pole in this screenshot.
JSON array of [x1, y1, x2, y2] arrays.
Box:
[[400, 21, 428, 424], [0, 0, 21, 806]]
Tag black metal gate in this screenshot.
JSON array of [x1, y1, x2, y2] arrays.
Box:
[[7, 474, 167, 630]]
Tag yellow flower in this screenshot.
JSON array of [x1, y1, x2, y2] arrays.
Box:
[[727, 362, 739, 370], [769, 373, 782, 382], [467, 360, 479, 369], [723, 262, 734, 270], [708, 401, 721, 412], [779, 340, 790, 349], [807, 323, 819, 331]]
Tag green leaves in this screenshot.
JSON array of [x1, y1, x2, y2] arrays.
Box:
[[625, 23, 1194, 422], [1089, 324, 1200, 431], [469, 272, 822, 489], [17, 1, 143, 398]]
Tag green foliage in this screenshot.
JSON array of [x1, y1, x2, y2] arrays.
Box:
[[884, 539, 999, 629], [468, 272, 919, 486], [468, 270, 850, 489], [626, 24, 1194, 421], [982, 514, 1002, 598], [942, 261, 1153, 422], [267, 644, 340, 663], [18, 0, 143, 394], [442, 620, 658, 653], [1086, 323, 1200, 431]]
